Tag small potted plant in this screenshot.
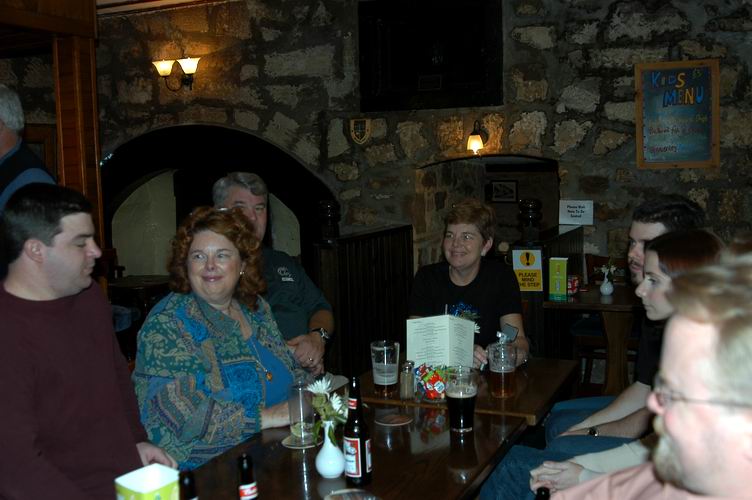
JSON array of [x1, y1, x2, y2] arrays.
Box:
[[306, 375, 348, 478], [599, 259, 617, 296]]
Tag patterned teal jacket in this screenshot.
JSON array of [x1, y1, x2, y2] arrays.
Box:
[[133, 292, 304, 469]]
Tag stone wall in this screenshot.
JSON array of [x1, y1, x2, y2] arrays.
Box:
[[2, 0, 751, 268]]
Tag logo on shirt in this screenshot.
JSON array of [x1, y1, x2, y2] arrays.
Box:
[[277, 266, 294, 282], [449, 302, 481, 335]]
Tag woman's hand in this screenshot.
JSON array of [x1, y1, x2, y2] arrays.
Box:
[[529, 460, 585, 493], [472, 344, 487, 369], [260, 401, 290, 430]]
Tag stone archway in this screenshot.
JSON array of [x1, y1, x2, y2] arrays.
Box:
[[100, 124, 338, 274]]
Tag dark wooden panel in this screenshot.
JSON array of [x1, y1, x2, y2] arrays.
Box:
[[53, 34, 104, 241], [0, 0, 96, 38], [314, 225, 414, 377]]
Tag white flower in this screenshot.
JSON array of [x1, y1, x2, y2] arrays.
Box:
[[599, 264, 616, 275], [306, 375, 332, 395], [329, 393, 345, 414]]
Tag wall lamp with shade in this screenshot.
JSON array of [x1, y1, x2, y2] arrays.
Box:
[[467, 120, 488, 155], [152, 57, 200, 91]]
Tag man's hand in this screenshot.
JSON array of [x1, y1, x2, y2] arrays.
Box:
[[136, 442, 177, 468], [473, 344, 487, 369], [287, 332, 325, 375], [530, 460, 584, 493]]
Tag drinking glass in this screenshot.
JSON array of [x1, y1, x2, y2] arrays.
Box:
[[288, 382, 315, 445], [487, 343, 517, 398], [445, 366, 478, 433], [370, 340, 399, 396]]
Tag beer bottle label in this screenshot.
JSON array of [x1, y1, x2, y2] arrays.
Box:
[[344, 436, 361, 477], [239, 481, 258, 499], [365, 438, 372, 473], [347, 397, 357, 410]]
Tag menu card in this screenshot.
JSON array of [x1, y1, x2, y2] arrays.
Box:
[[406, 315, 475, 367]]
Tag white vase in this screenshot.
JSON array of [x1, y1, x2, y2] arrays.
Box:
[[600, 277, 614, 296], [315, 420, 345, 478]]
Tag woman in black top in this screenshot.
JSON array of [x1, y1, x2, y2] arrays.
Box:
[[409, 198, 529, 368]]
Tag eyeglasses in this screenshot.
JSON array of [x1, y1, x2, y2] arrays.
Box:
[[652, 374, 752, 409]]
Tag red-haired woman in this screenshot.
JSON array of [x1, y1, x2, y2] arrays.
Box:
[[133, 207, 305, 470]]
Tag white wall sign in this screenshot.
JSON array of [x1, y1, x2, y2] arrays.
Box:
[[559, 200, 594, 226]]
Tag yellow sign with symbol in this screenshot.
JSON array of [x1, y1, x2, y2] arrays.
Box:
[[512, 249, 543, 292]]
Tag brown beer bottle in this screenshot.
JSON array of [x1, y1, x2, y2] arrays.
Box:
[[238, 453, 258, 499], [179, 470, 198, 500], [344, 375, 372, 486]]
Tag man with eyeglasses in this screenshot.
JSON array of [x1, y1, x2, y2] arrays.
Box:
[[553, 254, 752, 498]]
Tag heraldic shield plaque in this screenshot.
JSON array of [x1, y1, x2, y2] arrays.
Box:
[[349, 118, 371, 145]]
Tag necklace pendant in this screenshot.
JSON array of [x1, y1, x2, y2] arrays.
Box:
[[266, 371, 273, 382]]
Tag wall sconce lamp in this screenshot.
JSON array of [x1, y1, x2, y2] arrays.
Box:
[[152, 57, 200, 91], [467, 120, 488, 155]]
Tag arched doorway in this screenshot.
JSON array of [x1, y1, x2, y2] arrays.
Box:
[[100, 125, 338, 275]]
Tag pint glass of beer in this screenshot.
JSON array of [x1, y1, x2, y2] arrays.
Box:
[[488, 343, 517, 398], [445, 366, 478, 433], [370, 340, 399, 396]]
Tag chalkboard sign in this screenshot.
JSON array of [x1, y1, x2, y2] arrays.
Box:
[[635, 59, 719, 169]]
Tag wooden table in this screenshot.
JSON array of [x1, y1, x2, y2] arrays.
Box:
[[191, 404, 526, 499], [361, 358, 578, 425], [544, 284, 640, 395]]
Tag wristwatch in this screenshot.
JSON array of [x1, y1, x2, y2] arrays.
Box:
[[310, 327, 332, 343], [587, 426, 599, 437]]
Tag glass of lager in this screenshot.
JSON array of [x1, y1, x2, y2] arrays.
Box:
[[288, 382, 316, 445], [488, 342, 517, 398], [445, 366, 478, 433], [370, 340, 399, 396]]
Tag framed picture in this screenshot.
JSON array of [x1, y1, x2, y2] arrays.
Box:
[[23, 124, 57, 180], [491, 180, 517, 203]]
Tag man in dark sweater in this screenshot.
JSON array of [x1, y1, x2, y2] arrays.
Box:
[[0, 184, 175, 500]]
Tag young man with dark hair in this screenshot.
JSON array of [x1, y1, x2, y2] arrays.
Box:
[[627, 194, 705, 283], [0, 183, 175, 499]]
